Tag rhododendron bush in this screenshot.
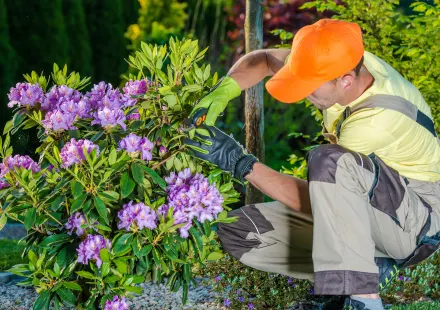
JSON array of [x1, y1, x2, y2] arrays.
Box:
[[0, 38, 239, 310]]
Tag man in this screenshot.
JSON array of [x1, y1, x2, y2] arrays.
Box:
[[184, 19, 440, 309]]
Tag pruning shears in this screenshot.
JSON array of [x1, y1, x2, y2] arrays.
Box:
[[182, 108, 208, 131]]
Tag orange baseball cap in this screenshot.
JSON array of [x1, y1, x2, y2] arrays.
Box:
[[265, 19, 364, 104]]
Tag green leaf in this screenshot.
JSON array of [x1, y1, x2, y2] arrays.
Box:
[[114, 259, 127, 274], [56, 287, 76, 306], [3, 120, 13, 135], [13, 112, 26, 129], [120, 172, 136, 198], [94, 196, 109, 225], [203, 221, 211, 237], [183, 264, 191, 283], [152, 248, 161, 266], [70, 194, 88, 213], [24, 208, 36, 230], [173, 157, 183, 171], [71, 181, 83, 199], [108, 149, 117, 166], [90, 131, 104, 142], [54, 262, 61, 277], [76, 271, 96, 280], [206, 251, 224, 261], [131, 162, 144, 185], [8, 204, 32, 213], [0, 214, 7, 231], [114, 234, 133, 255], [53, 296, 60, 310], [40, 234, 72, 248], [124, 286, 142, 294], [63, 282, 82, 291], [33, 290, 51, 310], [28, 250, 38, 266], [101, 262, 110, 277], [189, 226, 203, 252], [100, 191, 120, 201], [141, 166, 166, 190], [217, 210, 227, 220], [57, 247, 69, 270], [50, 196, 65, 212], [103, 275, 120, 283], [182, 84, 203, 93], [219, 182, 233, 193], [100, 248, 110, 263], [95, 224, 112, 232]]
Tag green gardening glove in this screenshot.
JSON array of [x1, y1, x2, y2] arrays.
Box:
[[190, 76, 242, 126]]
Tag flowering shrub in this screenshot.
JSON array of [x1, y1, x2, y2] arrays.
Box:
[[0, 38, 240, 309]]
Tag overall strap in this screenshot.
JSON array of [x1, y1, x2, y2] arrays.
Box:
[[335, 94, 438, 139]]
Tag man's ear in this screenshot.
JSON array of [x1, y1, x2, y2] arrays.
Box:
[[339, 73, 355, 90]]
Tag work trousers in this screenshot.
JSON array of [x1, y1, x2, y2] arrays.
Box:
[[217, 144, 440, 295]]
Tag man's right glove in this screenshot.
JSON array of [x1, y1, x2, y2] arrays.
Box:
[[189, 76, 241, 126], [184, 125, 258, 182]]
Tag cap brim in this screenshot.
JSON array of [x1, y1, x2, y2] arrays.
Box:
[[265, 64, 325, 104]]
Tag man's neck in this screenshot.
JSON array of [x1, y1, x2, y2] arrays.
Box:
[[339, 67, 375, 106]]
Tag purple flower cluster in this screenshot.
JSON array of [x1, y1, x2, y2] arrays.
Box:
[[118, 201, 158, 231], [60, 138, 100, 168], [77, 234, 112, 268], [104, 295, 129, 310], [65, 212, 97, 236], [8, 83, 45, 108], [123, 79, 149, 97], [8, 79, 150, 134], [118, 133, 154, 161], [90, 106, 127, 131], [40, 85, 87, 133], [42, 85, 83, 112], [85, 81, 147, 130], [0, 155, 41, 178], [158, 168, 224, 238]]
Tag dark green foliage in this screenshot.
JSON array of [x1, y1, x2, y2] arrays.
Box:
[[123, 0, 140, 27], [0, 0, 17, 125], [83, 0, 128, 85], [5, 0, 69, 77], [62, 0, 93, 76]]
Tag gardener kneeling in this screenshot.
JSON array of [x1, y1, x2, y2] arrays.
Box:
[[184, 19, 440, 310]]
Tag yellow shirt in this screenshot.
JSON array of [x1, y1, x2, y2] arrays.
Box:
[[323, 51, 440, 182]]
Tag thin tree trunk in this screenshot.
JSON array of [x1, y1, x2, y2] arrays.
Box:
[[244, 0, 265, 204]]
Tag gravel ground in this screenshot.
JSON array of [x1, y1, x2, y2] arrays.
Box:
[[0, 278, 227, 310]]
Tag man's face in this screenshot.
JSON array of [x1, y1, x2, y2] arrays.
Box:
[[306, 80, 341, 110]]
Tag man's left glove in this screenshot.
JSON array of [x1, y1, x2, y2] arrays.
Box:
[[184, 125, 258, 182]]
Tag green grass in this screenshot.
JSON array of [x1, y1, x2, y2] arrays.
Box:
[[0, 239, 27, 271]]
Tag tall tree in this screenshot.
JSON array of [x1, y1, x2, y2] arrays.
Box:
[[83, 0, 127, 85], [0, 0, 17, 127], [244, 0, 265, 204], [62, 0, 93, 76], [5, 0, 69, 77], [124, 0, 140, 27]]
